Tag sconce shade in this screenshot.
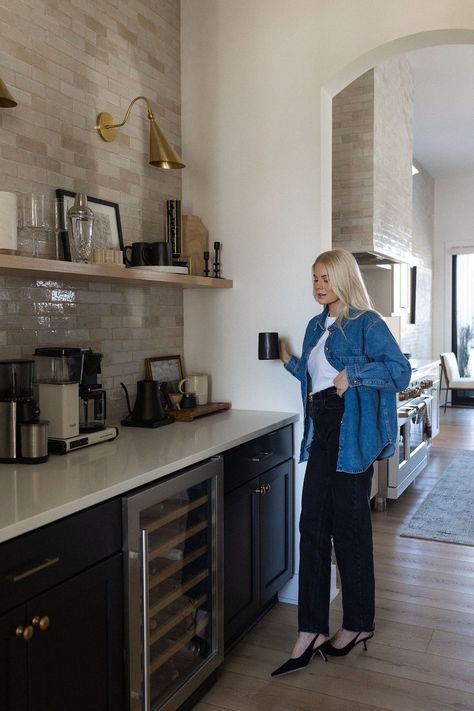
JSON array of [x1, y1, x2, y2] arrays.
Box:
[[95, 96, 184, 169], [149, 117, 184, 169], [0, 77, 17, 108]]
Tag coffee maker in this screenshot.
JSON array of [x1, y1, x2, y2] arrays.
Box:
[[0, 359, 49, 464], [34, 347, 118, 454], [79, 348, 106, 432]]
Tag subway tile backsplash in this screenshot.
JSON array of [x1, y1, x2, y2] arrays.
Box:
[[0, 275, 183, 423]]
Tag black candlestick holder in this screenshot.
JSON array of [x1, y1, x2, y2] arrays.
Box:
[[203, 251, 210, 277], [213, 241, 221, 278]]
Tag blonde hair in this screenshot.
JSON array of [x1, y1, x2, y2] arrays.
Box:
[[313, 249, 375, 326]]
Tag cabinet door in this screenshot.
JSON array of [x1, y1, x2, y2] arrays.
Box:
[[259, 460, 294, 604], [0, 606, 28, 711], [27, 554, 123, 711], [223, 478, 260, 647]]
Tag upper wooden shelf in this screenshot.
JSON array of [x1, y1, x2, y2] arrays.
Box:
[[0, 254, 232, 289]]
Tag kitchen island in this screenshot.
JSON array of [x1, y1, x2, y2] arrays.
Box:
[[0, 409, 298, 544]]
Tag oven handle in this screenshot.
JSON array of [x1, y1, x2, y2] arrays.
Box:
[[141, 528, 150, 711]]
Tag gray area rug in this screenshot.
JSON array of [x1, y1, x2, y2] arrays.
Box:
[[401, 450, 474, 546]]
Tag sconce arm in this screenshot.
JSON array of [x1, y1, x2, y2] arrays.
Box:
[[96, 96, 155, 142]]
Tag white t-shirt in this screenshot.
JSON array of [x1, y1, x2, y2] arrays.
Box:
[[307, 316, 339, 394]]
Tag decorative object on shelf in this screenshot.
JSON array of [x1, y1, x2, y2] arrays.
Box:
[[17, 193, 50, 258], [0, 76, 17, 107], [203, 251, 210, 277], [56, 189, 124, 261], [150, 241, 172, 266], [145, 355, 184, 395], [0, 192, 17, 253], [91, 248, 123, 265], [67, 193, 94, 263], [50, 196, 68, 260], [258, 332, 280, 360], [182, 215, 209, 276], [213, 241, 221, 278], [95, 96, 185, 169], [166, 199, 182, 257]]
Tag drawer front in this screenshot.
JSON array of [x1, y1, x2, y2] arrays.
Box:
[[224, 425, 293, 494], [0, 499, 121, 614]]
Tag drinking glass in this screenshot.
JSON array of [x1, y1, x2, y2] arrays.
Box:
[[17, 193, 49, 257], [50, 197, 66, 260]]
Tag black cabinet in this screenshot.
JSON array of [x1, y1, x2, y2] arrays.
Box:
[[0, 500, 123, 711], [223, 426, 294, 649]]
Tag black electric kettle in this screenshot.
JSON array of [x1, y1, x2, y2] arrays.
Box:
[[120, 381, 174, 428]]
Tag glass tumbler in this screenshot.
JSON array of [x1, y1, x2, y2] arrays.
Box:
[[17, 193, 49, 257]]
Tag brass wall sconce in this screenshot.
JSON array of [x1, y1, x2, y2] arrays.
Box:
[[95, 96, 184, 169], [0, 76, 17, 108]]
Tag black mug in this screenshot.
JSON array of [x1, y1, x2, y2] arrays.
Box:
[[124, 242, 152, 267], [150, 241, 172, 266], [258, 332, 280, 360], [180, 392, 197, 409]]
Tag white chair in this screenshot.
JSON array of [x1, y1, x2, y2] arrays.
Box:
[[439, 352, 474, 412]]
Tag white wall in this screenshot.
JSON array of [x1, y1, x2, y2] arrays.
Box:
[[180, 1, 474, 603], [434, 176, 474, 360]]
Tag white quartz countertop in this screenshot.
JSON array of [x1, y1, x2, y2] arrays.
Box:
[[0, 409, 298, 545], [409, 359, 440, 375]]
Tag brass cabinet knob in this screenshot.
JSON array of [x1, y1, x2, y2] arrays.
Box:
[[15, 625, 34, 641], [32, 615, 50, 632], [264, 483, 271, 493]]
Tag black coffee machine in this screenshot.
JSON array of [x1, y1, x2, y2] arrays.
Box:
[[0, 359, 49, 463], [80, 349, 106, 432]]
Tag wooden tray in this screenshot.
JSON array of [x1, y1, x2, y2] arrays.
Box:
[[167, 402, 230, 422]]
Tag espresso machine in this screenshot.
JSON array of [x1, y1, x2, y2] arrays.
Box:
[[0, 359, 49, 464], [34, 347, 118, 454]]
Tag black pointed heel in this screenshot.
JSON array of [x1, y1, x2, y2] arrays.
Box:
[[323, 631, 374, 657], [271, 636, 328, 678]]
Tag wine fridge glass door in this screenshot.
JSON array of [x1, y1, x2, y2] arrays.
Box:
[[123, 457, 223, 711]]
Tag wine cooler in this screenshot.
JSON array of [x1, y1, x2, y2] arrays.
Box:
[[122, 457, 223, 711]]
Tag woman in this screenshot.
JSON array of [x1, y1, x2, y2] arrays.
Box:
[[272, 248, 411, 678]]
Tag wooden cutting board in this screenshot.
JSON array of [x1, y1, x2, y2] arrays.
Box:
[[167, 402, 230, 422], [181, 215, 209, 277]]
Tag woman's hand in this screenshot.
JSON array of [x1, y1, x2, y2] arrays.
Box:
[[333, 368, 349, 397], [279, 338, 292, 364]]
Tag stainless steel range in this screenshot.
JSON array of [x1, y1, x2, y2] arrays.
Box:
[[376, 378, 436, 507]]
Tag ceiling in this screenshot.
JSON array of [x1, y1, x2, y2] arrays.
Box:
[[406, 44, 474, 180]]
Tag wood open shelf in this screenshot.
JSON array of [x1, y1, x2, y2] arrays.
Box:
[[0, 254, 232, 289]]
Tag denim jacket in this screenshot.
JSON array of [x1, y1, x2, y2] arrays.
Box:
[[285, 307, 411, 473]]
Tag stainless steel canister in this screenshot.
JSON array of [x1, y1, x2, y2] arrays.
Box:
[[20, 421, 49, 463]]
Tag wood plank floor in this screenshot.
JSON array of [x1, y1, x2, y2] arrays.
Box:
[[196, 408, 474, 711]]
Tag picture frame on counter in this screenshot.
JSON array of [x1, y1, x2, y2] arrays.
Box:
[[55, 189, 124, 261], [145, 355, 183, 394]]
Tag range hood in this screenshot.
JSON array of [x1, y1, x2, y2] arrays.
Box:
[[352, 251, 404, 266]]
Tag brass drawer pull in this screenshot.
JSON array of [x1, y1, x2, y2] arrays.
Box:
[[32, 615, 50, 632], [250, 485, 266, 495], [16, 625, 34, 641], [6, 556, 60, 584]]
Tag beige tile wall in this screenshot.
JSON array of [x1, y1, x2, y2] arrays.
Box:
[[0, 0, 184, 420]]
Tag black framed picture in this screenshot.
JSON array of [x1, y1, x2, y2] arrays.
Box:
[[55, 189, 124, 261]]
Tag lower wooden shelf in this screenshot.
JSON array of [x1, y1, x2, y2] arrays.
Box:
[[0, 254, 232, 289]]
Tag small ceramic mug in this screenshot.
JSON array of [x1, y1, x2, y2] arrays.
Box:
[[179, 374, 209, 405]]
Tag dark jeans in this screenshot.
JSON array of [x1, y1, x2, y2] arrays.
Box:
[[298, 390, 375, 635]]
